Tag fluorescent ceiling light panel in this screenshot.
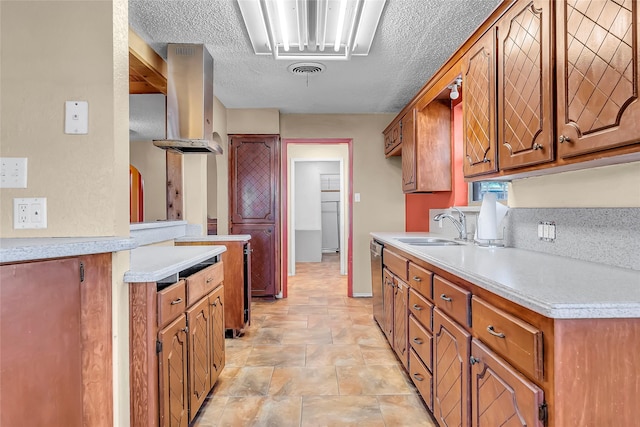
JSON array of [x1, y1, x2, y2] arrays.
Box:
[[237, 0, 386, 60]]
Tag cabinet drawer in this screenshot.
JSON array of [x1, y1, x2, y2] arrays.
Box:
[[408, 263, 433, 300], [433, 275, 470, 327], [409, 289, 433, 331], [157, 280, 186, 328], [383, 248, 408, 281], [472, 297, 543, 381], [186, 262, 224, 307], [409, 315, 433, 371], [409, 349, 433, 411]]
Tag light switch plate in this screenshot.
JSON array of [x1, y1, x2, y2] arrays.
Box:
[[14, 197, 47, 229], [65, 101, 88, 134], [0, 157, 27, 188]]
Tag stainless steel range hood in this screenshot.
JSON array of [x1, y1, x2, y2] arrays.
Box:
[[153, 44, 223, 154]]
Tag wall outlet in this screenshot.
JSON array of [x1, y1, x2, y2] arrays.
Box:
[[0, 157, 28, 188], [538, 221, 556, 242], [14, 198, 47, 229]]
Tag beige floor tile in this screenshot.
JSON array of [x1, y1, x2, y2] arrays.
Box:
[[216, 396, 302, 427], [307, 314, 352, 329], [288, 304, 329, 315], [301, 396, 385, 427], [245, 344, 306, 367], [190, 396, 228, 427], [269, 367, 339, 396], [360, 345, 401, 365], [250, 327, 284, 344], [336, 365, 413, 395], [280, 327, 333, 345], [306, 344, 365, 367], [377, 395, 437, 426], [225, 345, 252, 367], [260, 314, 308, 329], [213, 366, 274, 397], [331, 324, 388, 346]]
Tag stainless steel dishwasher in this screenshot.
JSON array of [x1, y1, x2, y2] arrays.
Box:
[[370, 240, 384, 327]]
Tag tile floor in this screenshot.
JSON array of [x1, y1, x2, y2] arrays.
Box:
[[192, 254, 436, 426]]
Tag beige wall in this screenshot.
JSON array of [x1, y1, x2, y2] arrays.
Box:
[[1, 1, 131, 425], [130, 141, 167, 221], [509, 162, 640, 208], [227, 108, 280, 134], [281, 114, 404, 296]]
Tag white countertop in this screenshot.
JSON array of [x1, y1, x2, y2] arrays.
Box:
[[371, 232, 640, 319], [0, 237, 137, 263], [124, 245, 227, 283], [175, 234, 251, 243]]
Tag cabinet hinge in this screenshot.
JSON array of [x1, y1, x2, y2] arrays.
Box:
[[156, 340, 162, 353], [538, 402, 548, 424], [80, 262, 85, 283]]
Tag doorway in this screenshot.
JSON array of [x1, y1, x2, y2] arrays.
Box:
[[282, 139, 353, 298]]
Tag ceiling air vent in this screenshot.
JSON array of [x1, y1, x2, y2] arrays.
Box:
[[288, 62, 326, 75]]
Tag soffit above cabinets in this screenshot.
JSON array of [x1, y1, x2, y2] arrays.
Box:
[[129, 28, 167, 95]]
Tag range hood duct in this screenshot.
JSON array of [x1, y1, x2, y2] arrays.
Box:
[[153, 44, 223, 154]]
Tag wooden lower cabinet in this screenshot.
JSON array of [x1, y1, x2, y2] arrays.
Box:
[[410, 349, 434, 411], [470, 339, 544, 427], [393, 279, 409, 370], [187, 296, 212, 420], [158, 315, 189, 427], [130, 262, 225, 427], [433, 308, 471, 427], [382, 269, 395, 343], [209, 285, 225, 383]]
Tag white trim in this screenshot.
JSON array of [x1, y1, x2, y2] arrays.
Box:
[[352, 292, 373, 298]]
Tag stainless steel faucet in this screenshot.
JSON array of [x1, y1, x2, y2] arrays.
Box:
[[433, 207, 467, 240]]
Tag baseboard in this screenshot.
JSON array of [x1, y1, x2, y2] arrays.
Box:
[[351, 292, 372, 298]]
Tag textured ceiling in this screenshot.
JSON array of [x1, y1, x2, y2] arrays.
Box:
[[128, 0, 503, 114]]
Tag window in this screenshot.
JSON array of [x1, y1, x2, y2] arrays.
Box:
[[471, 181, 508, 202]]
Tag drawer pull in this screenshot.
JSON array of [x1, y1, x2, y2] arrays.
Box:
[[412, 304, 423, 311], [206, 278, 213, 283], [487, 325, 506, 338], [440, 294, 452, 302], [412, 373, 424, 382], [412, 337, 423, 345], [412, 276, 422, 282], [170, 298, 183, 305]]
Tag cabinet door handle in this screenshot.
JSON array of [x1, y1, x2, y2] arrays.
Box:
[[532, 143, 543, 150], [412, 304, 423, 311], [181, 326, 189, 333], [559, 135, 570, 144], [470, 356, 480, 365], [487, 325, 506, 338], [412, 373, 424, 382], [412, 337, 423, 345], [440, 294, 452, 302], [412, 276, 422, 282], [170, 298, 183, 305]]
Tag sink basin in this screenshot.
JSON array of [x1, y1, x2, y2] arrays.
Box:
[[396, 237, 462, 246]]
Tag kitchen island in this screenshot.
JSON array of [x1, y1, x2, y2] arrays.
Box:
[[371, 231, 640, 427], [126, 244, 227, 427]]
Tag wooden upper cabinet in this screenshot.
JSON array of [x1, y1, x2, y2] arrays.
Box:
[[497, 0, 555, 170], [384, 120, 402, 156], [462, 28, 498, 177], [556, 0, 640, 158], [403, 101, 452, 193], [401, 110, 417, 192]]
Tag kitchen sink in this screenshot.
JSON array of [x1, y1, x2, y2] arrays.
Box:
[[396, 237, 462, 246]]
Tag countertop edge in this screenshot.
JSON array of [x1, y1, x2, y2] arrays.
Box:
[[124, 245, 227, 283], [0, 237, 138, 263], [175, 234, 252, 242], [371, 232, 640, 319]]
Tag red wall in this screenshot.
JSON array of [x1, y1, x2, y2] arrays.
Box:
[[406, 102, 467, 231]]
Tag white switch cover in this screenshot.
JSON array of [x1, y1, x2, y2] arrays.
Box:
[[14, 198, 47, 229], [65, 101, 88, 134], [0, 157, 27, 188], [354, 193, 361, 202]]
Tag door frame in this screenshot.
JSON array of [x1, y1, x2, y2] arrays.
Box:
[[282, 138, 354, 298]]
